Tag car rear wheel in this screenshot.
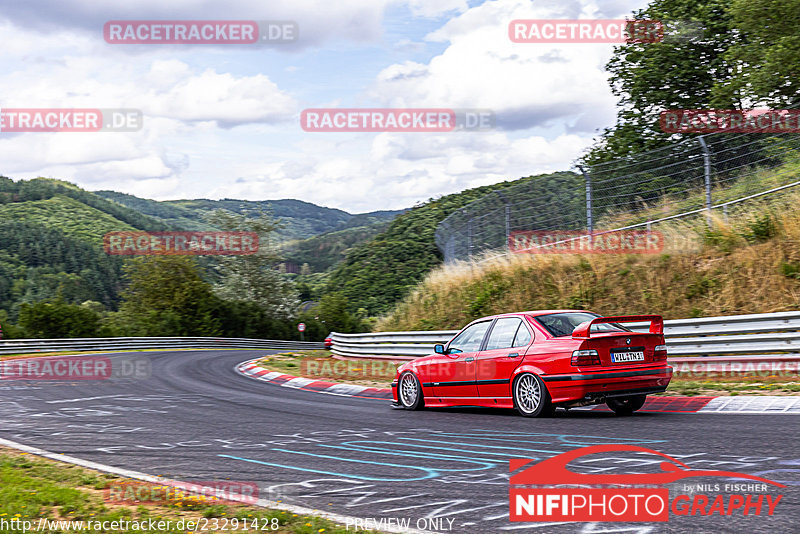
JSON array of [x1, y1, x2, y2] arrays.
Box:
[[398, 372, 424, 410], [606, 394, 647, 416], [513, 373, 554, 417]]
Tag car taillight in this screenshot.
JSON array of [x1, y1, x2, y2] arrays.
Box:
[[653, 344, 668, 361], [571, 349, 600, 366]]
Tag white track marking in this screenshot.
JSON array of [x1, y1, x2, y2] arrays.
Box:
[[46, 395, 127, 404], [699, 396, 800, 413]]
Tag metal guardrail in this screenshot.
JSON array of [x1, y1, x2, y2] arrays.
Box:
[[330, 311, 800, 362], [0, 337, 323, 356]]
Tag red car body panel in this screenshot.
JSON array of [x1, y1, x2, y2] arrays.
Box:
[[392, 310, 672, 410]]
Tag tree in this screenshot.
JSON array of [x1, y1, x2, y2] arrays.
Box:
[[715, 0, 800, 107], [313, 292, 365, 333], [204, 210, 298, 317], [18, 299, 101, 338], [118, 256, 222, 336], [582, 0, 741, 165]]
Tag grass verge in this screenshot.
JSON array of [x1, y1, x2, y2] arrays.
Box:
[[662, 375, 800, 397], [0, 446, 379, 534], [256, 350, 399, 389]]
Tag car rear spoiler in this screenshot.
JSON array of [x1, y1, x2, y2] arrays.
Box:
[[572, 315, 664, 339]]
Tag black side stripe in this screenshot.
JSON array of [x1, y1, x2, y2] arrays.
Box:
[[421, 369, 668, 387], [422, 379, 509, 387], [542, 368, 668, 382]]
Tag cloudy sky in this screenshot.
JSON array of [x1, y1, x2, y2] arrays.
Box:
[[0, 0, 646, 213]]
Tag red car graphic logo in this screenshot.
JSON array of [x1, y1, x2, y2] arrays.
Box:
[[510, 444, 786, 487]]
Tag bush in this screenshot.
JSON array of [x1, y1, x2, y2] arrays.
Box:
[[18, 299, 101, 338]]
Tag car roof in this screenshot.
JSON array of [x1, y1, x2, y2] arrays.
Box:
[[472, 310, 593, 322]]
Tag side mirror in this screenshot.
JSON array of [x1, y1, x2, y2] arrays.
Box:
[[434, 344, 446, 354]]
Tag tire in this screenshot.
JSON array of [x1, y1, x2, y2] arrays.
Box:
[[398, 371, 424, 410], [513, 373, 554, 417], [606, 394, 647, 416]]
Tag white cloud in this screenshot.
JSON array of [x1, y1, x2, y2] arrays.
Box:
[[369, 0, 630, 133], [139, 66, 296, 125]]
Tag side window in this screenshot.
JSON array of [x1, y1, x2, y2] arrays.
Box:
[[449, 321, 491, 353], [512, 323, 533, 348], [484, 318, 522, 351]]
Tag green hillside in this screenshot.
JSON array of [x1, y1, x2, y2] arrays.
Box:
[[0, 220, 124, 313], [0, 177, 169, 232], [90, 190, 213, 231], [282, 220, 393, 273], [94, 191, 402, 241], [0, 195, 137, 243], [326, 172, 577, 315]]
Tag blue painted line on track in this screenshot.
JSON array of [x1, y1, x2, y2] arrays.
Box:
[[220, 451, 473, 482], [316, 442, 505, 465], [431, 430, 667, 445], [395, 437, 562, 455]]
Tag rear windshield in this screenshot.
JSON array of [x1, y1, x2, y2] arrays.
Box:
[[535, 312, 631, 338]]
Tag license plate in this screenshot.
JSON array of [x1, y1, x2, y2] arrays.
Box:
[[611, 351, 645, 363]]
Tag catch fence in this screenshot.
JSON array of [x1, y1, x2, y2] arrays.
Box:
[[435, 130, 800, 262]]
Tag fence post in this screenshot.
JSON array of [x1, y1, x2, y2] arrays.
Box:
[[578, 165, 592, 233], [495, 190, 511, 249], [697, 135, 712, 227], [460, 209, 473, 258], [467, 218, 473, 257]]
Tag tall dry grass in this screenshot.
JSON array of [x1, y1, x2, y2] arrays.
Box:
[[376, 192, 800, 331]]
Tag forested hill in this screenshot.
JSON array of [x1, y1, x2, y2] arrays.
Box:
[[0, 176, 401, 323], [95, 190, 402, 240]]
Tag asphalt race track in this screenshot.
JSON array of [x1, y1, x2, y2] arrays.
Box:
[[0, 350, 797, 533]]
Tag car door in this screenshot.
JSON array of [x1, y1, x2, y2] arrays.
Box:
[[432, 320, 492, 398], [476, 317, 533, 398]]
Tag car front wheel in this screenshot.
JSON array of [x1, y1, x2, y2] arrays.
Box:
[[513, 373, 554, 417], [398, 371, 424, 410], [606, 394, 647, 415]]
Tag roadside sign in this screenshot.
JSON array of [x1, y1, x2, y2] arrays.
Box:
[[297, 323, 306, 332]]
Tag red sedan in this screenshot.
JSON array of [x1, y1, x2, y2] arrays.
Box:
[[391, 310, 671, 417]]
